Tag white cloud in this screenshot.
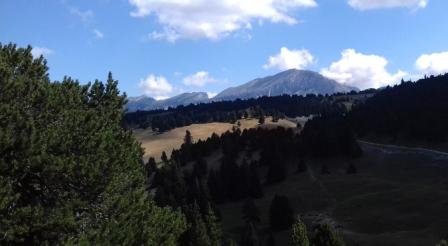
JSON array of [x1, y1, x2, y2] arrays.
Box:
[[69, 7, 94, 22], [31, 47, 54, 58], [263, 47, 314, 71], [93, 29, 104, 39], [416, 51, 448, 75], [149, 28, 180, 43], [348, 0, 428, 10], [129, 0, 317, 42], [321, 49, 407, 89], [183, 71, 218, 87], [138, 74, 174, 100]]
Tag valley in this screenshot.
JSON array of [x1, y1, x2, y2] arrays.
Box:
[[143, 121, 448, 245]]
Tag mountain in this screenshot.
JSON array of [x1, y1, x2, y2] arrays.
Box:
[[156, 92, 209, 109], [214, 69, 358, 101], [126, 96, 157, 112], [126, 69, 358, 112], [126, 92, 209, 112]]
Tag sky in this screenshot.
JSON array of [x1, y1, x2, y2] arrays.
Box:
[[1, 0, 448, 99]]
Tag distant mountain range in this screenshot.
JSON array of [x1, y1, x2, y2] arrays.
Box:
[[126, 92, 209, 112], [126, 69, 358, 112]]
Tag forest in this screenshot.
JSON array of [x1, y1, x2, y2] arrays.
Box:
[[349, 74, 448, 143], [123, 93, 349, 132], [149, 114, 361, 245]]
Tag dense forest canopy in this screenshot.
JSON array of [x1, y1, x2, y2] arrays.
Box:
[[349, 74, 448, 143], [123, 93, 350, 131]]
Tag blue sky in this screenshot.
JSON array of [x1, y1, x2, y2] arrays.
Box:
[[1, 0, 448, 98]]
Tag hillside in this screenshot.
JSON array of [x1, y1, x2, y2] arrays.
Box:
[[134, 117, 299, 161], [126, 92, 209, 111], [349, 74, 448, 143], [215, 69, 358, 101]]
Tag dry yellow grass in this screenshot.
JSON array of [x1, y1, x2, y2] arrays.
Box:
[[133, 117, 297, 161]]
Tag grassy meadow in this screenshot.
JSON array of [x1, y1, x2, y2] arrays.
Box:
[[133, 117, 299, 161]]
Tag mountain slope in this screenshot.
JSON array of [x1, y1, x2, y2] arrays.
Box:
[[215, 69, 357, 101], [126, 92, 209, 112], [126, 96, 157, 112], [155, 92, 209, 109]]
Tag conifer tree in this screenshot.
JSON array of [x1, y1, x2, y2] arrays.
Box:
[[249, 161, 264, 198], [208, 169, 226, 204], [291, 217, 309, 246], [161, 151, 169, 163], [182, 202, 211, 246], [0, 44, 186, 245], [204, 204, 222, 246], [269, 195, 294, 232], [259, 113, 266, 125], [310, 224, 345, 246], [145, 157, 158, 177], [184, 130, 193, 146]]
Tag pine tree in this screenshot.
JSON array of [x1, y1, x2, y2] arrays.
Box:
[[259, 113, 266, 125], [269, 195, 294, 232], [249, 161, 264, 198], [266, 160, 287, 184], [310, 224, 345, 246], [207, 169, 226, 203], [145, 157, 158, 177], [182, 202, 211, 246], [161, 151, 169, 163], [204, 204, 222, 246], [184, 130, 193, 146], [0, 44, 186, 245], [291, 217, 309, 246], [193, 158, 208, 179]]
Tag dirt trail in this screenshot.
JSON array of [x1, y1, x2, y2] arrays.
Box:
[[358, 140, 448, 160]]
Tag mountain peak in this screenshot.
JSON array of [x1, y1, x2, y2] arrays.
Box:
[[214, 69, 357, 101]]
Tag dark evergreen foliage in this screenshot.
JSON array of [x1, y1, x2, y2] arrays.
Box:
[[0, 44, 186, 245], [123, 94, 347, 132], [269, 195, 295, 232], [301, 115, 362, 158], [349, 74, 448, 143], [310, 224, 345, 246]]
